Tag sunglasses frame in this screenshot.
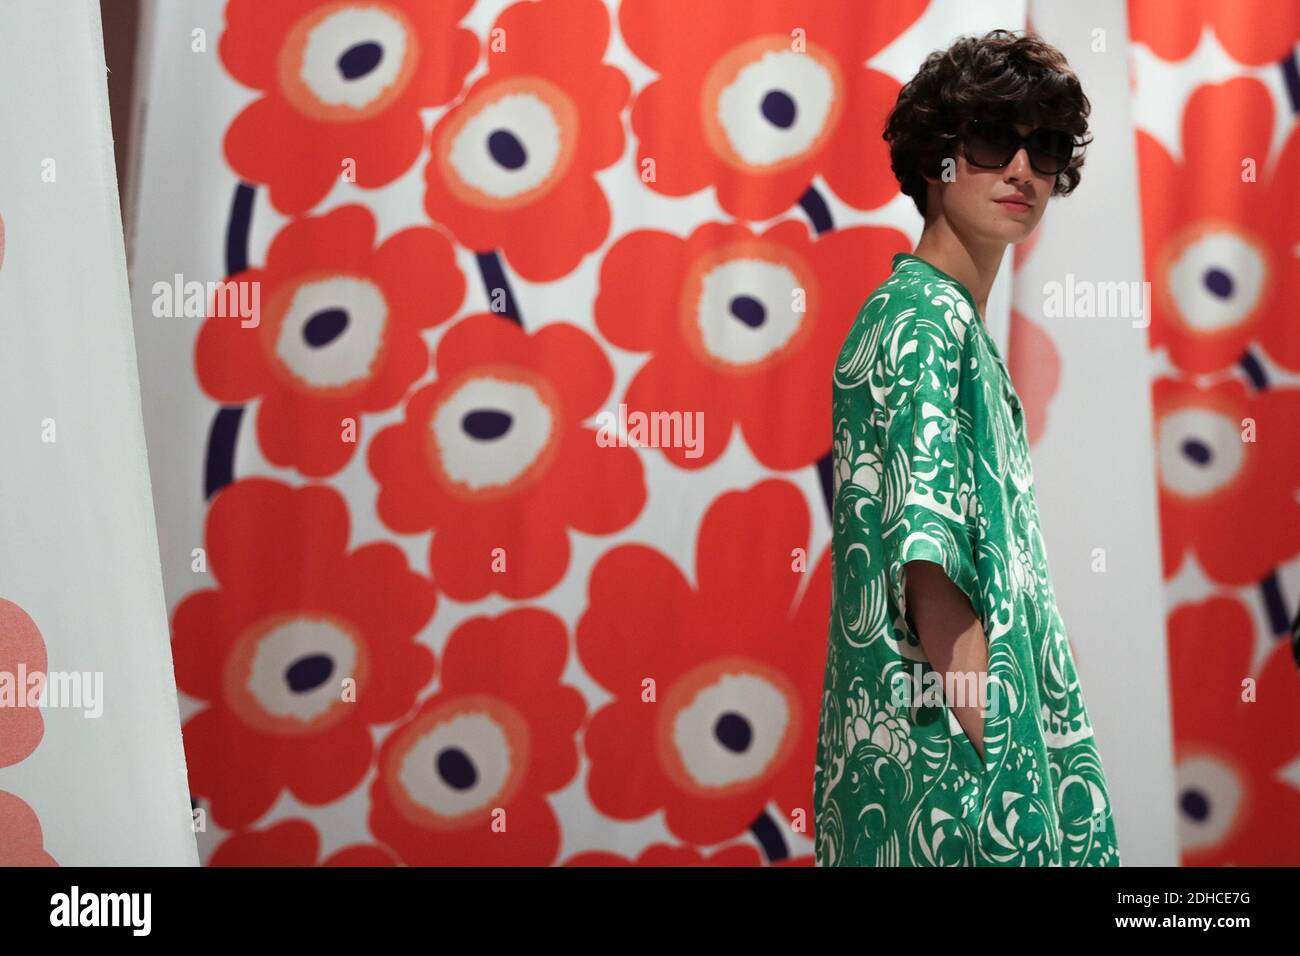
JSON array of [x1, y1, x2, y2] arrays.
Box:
[[960, 118, 1078, 177]]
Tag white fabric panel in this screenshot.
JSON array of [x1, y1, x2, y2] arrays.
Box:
[[1021, 0, 1178, 865], [0, 0, 197, 865]]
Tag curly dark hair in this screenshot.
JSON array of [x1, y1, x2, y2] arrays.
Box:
[[883, 29, 1093, 218]]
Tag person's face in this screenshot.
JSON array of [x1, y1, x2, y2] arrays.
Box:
[[927, 122, 1055, 243]]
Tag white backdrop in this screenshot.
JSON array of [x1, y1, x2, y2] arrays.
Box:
[[1017, 0, 1178, 866], [0, 0, 196, 866]]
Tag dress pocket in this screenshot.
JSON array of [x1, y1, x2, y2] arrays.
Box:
[[948, 705, 986, 778]]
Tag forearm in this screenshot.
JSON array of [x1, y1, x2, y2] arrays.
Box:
[[903, 559, 989, 759]]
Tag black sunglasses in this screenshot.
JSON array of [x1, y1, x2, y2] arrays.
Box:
[[961, 119, 1077, 176]]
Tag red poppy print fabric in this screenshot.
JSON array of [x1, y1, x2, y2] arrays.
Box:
[[618, 0, 925, 219], [221, 0, 480, 215], [594, 220, 907, 471], [169, 0, 937, 867], [1131, 15, 1300, 864], [368, 314, 645, 600], [423, 0, 631, 281], [0, 600, 57, 866], [196, 205, 466, 477], [577, 480, 827, 846], [141, 0, 1297, 868], [210, 818, 397, 866], [173, 479, 436, 829]]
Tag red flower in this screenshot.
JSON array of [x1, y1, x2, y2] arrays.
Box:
[[1007, 222, 1061, 448], [220, 0, 479, 214], [0, 791, 56, 866], [594, 220, 907, 470], [1167, 596, 1300, 865], [210, 818, 396, 866], [423, 0, 629, 281], [1130, 0, 1300, 67], [0, 598, 46, 768], [619, 0, 924, 219], [1137, 78, 1300, 373], [196, 205, 465, 478], [577, 479, 829, 845], [1011, 215, 1045, 268], [172, 478, 436, 829], [563, 844, 763, 866], [368, 608, 586, 866], [1153, 377, 1300, 584], [1007, 309, 1062, 448], [368, 314, 645, 600]]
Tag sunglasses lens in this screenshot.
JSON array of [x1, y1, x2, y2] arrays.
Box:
[[964, 121, 1075, 174], [1027, 128, 1074, 174], [964, 122, 1019, 168]]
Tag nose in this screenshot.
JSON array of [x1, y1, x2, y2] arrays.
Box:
[[1005, 146, 1033, 181]]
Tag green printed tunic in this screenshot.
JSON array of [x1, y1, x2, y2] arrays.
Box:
[[813, 253, 1120, 866]]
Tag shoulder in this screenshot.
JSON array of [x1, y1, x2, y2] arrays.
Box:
[[876, 274, 976, 362]]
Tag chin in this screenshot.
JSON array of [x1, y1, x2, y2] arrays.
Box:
[[1000, 217, 1039, 241], [977, 223, 1031, 244]]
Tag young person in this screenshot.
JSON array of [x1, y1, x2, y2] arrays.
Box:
[[813, 29, 1119, 866]]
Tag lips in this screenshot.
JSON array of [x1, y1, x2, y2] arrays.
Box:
[[995, 197, 1032, 211]]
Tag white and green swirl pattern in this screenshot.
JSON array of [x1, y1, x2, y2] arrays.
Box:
[[814, 253, 1120, 867]]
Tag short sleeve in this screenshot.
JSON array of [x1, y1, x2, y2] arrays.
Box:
[[877, 301, 981, 635]]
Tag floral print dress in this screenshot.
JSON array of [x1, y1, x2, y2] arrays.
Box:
[[814, 253, 1121, 866]]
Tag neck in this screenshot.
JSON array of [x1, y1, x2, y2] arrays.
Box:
[[912, 216, 1007, 319]]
